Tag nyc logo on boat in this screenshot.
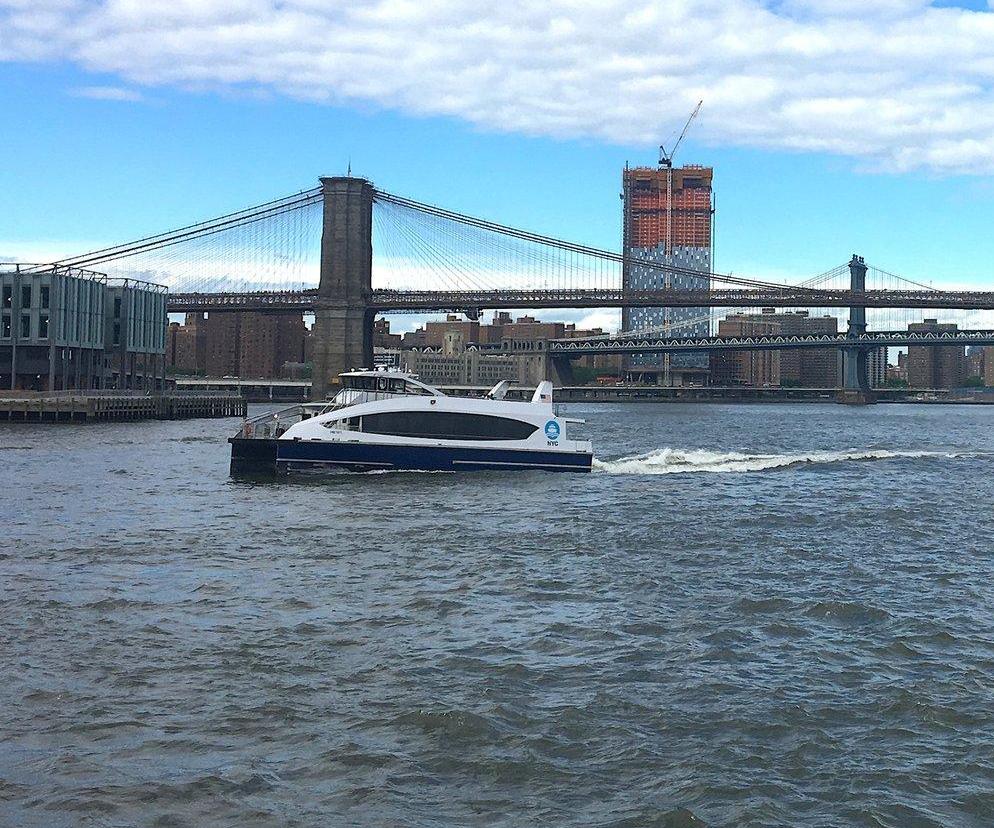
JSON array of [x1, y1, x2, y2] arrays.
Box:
[[544, 420, 561, 441]]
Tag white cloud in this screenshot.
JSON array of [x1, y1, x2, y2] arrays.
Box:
[[3, 1, 994, 173], [71, 85, 144, 101], [574, 310, 623, 332]]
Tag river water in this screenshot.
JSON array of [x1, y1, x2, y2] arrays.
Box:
[[3, 402, 994, 827]]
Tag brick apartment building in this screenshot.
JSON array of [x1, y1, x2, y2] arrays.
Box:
[[205, 313, 242, 377], [238, 313, 305, 378], [168, 311, 307, 379], [907, 320, 966, 388], [379, 312, 623, 382], [775, 312, 840, 387], [167, 313, 207, 375], [372, 318, 402, 349], [424, 315, 481, 348], [710, 310, 841, 387], [710, 314, 781, 386]]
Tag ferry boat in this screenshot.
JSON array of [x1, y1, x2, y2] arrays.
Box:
[[229, 369, 593, 474]]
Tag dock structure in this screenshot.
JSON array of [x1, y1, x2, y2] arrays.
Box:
[[0, 390, 246, 422]]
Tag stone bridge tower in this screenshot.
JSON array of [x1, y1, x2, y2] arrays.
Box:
[[311, 177, 375, 400], [840, 254, 872, 403]]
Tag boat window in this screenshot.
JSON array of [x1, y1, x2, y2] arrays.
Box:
[[338, 375, 436, 398], [343, 376, 372, 391], [403, 381, 431, 396], [359, 411, 538, 441], [323, 416, 360, 431]]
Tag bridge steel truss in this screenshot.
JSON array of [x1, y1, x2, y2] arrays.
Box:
[[166, 286, 994, 314], [547, 328, 994, 356]]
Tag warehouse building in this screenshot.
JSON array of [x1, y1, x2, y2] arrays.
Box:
[[0, 264, 167, 391]]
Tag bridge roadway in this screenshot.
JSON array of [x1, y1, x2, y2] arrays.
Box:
[[548, 329, 994, 356], [167, 287, 994, 314]]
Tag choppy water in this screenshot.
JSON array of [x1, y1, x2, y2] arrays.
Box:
[[4, 402, 994, 827]]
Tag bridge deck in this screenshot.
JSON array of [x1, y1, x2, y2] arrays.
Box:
[[167, 288, 994, 313]]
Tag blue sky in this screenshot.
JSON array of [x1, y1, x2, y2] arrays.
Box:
[[2, 0, 994, 305]]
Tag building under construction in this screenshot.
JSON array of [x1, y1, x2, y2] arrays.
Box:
[[622, 164, 713, 385]]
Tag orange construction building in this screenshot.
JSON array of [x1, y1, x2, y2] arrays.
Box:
[[623, 165, 713, 251]]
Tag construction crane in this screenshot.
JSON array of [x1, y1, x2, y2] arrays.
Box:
[[659, 100, 703, 168]]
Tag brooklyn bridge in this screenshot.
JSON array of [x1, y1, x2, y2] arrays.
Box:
[[38, 176, 994, 400]]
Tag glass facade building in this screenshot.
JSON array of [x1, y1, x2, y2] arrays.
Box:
[[1, 264, 167, 391]]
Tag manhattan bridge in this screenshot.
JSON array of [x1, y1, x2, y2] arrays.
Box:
[[39, 176, 994, 400]]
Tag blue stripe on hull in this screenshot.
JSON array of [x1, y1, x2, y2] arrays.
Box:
[[276, 440, 592, 473]]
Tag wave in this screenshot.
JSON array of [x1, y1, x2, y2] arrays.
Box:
[[593, 447, 967, 475]]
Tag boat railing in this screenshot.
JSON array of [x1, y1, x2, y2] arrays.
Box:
[[234, 389, 416, 440], [237, 403, 332, 439], [236, 393, 568, 440], [333, 388, 431, 406]]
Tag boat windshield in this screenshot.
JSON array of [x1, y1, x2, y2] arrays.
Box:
[[328, 375, 434, 409]]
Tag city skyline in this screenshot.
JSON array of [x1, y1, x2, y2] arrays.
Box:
[[3, 0, 994, 323]]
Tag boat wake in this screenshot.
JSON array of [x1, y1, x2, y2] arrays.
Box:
[[592, 447, 967, 475]]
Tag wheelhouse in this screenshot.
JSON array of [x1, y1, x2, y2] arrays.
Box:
[[328, 371, 441, 410]]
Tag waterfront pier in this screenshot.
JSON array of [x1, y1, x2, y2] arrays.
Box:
[[0, 390, 246, 422]]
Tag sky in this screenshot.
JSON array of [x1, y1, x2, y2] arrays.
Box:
[[2, 0, 994, 333]]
